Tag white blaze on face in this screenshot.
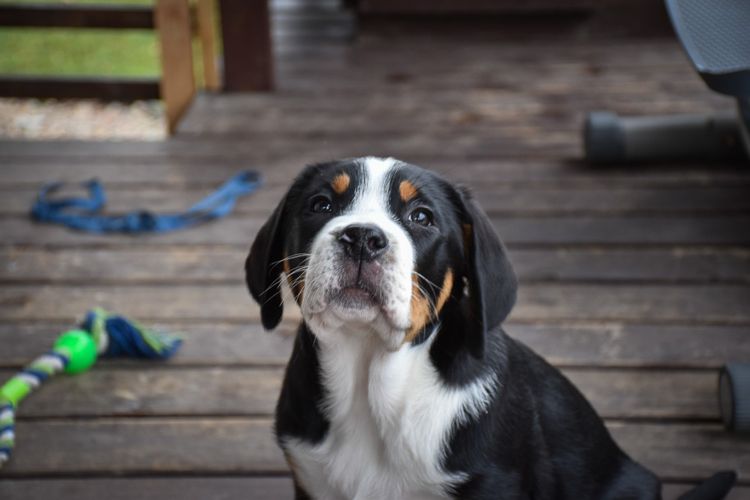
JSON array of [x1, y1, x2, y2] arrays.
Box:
[[302, 157, 415, 349]]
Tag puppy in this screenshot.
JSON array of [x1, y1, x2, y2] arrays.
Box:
[[246, 158, 736, 500]]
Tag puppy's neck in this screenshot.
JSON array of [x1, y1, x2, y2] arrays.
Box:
[[309, 321, 434, 423]]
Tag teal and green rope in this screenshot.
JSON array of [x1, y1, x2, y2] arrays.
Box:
[[0, 309, 181, 468]]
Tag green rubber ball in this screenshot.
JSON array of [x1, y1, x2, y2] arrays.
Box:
[[54, 329, 98, 374]]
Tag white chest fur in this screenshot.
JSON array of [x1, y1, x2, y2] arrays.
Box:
[[282, 329, 496, 500]]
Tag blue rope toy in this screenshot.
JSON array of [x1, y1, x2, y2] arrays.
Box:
[[0, 309, 182, 468], [31, 170, 262, 233]]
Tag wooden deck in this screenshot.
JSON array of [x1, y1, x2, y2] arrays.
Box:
[[1, 5, 750, 499]]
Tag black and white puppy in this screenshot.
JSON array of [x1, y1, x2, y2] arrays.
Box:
[[246, 158, 735, 500]]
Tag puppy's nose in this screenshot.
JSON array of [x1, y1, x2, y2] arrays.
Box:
[[338, 224, 388, 261]]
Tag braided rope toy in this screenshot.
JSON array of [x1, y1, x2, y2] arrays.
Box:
[[0, 308, 182, 468]]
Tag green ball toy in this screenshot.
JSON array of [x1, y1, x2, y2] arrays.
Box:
[[0, 309, 183, 469], [53, 329, 98, 374]]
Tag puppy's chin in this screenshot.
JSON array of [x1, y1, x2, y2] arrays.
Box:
[[303, 293, 407, 351]]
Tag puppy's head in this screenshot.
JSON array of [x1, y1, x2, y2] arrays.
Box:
[[246, 157, 516, 357]]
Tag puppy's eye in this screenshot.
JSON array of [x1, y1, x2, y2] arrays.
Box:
[[310, 195, 333, 213], [409, 207, 433, 227]]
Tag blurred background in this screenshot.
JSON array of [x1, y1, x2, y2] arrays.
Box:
[[0, 0, 748, 499]]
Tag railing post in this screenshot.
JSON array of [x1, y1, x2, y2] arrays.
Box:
[[155, 0, 195, 134], [219, 0, 273, 92], [196, 0, 221, 91]]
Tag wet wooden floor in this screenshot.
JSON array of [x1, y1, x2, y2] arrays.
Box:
[[1, 4, 749, 499]]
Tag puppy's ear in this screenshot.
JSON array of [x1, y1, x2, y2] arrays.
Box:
[[246, 195, 288, 330], [453, 186, 517, 358]]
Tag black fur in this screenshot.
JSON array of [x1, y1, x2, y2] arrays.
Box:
[[246, 159, 736, 500]]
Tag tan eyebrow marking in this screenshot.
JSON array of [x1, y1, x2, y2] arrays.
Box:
[[331, 173, 350, 194], [399, 180, 418, 202]]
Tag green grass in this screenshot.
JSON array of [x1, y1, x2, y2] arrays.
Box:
[[0, 1, 160, 77]]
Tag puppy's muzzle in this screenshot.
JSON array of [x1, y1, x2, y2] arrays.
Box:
[[337, 223, 389, 262]]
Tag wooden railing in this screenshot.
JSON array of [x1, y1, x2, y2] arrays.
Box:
[[0, 0, 270, 133]]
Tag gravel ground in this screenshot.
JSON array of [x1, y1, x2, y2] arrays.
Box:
[[0, 98, 165, 140]]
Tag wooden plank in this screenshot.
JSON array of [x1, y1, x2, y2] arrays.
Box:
[[196, 0, 221, 91], [0, 284, 748, 324], [1, 478, 747, 500], [1, 322, 748, 370], [0, 367, 720, 421], [0, 322, 297, 368], [4, 215, 750, 247], [510, 248, 750, 284], [0, 418, 285, 475], [563, 369, 719, 420], [0, 187, 283, 216], [219, 0, 273, 91], [4, 186, 750, 216], [513, 284, 750, 325], [155, 0, 196, 134], [271, 7, 355, 42], [0, 477, 295, 500], [1, 152, 749, 188], [358, 0, 598, 13], [274, 57, 718, 89], [2, 248, 749, 284], [492, 216, 750, 246], [609, 423, 750, 482], [508, 323, 750, 369], [0, 419, 746, 482], [6, 367, 283, 418], [0, 4, 154, 29], [0, 77, 160, 101], [176, 91, 729, 136], [3, 321, 747, 371], [663, 484, 750, 500]]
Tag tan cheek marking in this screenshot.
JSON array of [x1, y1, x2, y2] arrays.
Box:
[[331, 173, 350, 194], [399, 180, 418, 202], [404, 275, 431, 343], [435, 269, 454, 315], [403, 269, 453, 344]]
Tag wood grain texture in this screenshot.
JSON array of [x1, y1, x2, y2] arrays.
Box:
[[2, 146, 748, 188], [610, 423, 750, 482], [2, 4, 749, 494], [4, 215, 750, 246], [0, 479, 747, 500], [1, 419, 746, 481], [196, 0, 221, 91], [2, 322, 748, 370], [219, 0, 273, 91], [0, 322, 297, 368], [0, 367, 719, 420], [5, 186, 750, 216], [2, 283, 748, 324], [0, 477, 295, 500], [155, 0, 195, 134], [2, 248, 748, 284], [0, 418, 285, 475]]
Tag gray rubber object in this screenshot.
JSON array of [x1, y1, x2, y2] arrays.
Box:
[[719, 363, 750, 432], [584, 111, 744, 164]]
